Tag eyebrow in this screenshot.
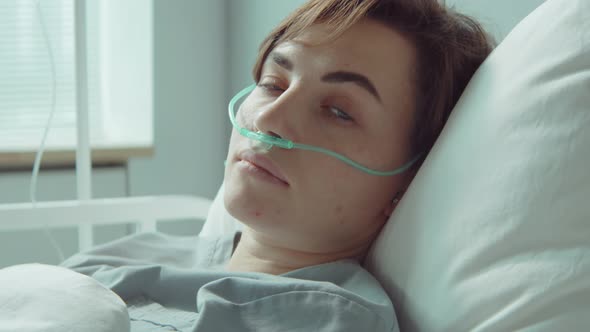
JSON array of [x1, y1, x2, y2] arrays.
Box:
[[269, 52, 382, 103]]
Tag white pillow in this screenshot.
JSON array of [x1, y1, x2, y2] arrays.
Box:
[[0, 264, 129, 332], [365, 0, 590, 330], [201, 0, 590, 330]]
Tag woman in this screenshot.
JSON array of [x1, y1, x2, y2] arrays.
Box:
[[62, 0, 494, 331], [224, 0, 493, 277]]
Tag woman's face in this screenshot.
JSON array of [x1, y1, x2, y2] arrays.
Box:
[[224, 19, 417, 253]]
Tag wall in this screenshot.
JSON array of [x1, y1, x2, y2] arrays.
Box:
[[227, 0, 307, 95], [128, 0, 228, 200]]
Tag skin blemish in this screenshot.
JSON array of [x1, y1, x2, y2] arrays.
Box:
[[253, 211, 262, 217]]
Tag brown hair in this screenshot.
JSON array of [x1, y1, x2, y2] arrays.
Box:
[[252, 0, 495, 169]]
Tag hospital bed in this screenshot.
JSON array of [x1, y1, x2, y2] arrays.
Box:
[[1, 0, 590, 331]]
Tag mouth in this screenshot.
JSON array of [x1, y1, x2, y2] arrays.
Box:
[[237, 150, 289, 186]]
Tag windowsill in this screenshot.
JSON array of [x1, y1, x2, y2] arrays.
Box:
[[0, 146, 154, 169]]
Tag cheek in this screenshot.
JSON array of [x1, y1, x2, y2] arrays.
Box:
[[303, 160, 364, 210], [313, 165, 398, 218]]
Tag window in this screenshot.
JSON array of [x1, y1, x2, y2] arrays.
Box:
[[0, 0, 153, 167]]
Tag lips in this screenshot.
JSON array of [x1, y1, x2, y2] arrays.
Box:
[[238, 150, 289, 185]]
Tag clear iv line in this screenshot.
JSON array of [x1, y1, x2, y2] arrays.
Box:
[[32, 0, 65, 262]]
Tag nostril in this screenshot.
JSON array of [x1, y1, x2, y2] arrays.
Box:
[[267, 131, 282, 139]]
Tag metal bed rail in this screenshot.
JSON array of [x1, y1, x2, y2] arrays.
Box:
[[0, 195, 212, 251]]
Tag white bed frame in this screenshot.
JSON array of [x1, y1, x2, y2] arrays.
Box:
[[0, 196, 212, 252]]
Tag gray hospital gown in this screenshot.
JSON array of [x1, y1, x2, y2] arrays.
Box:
[[61, 232, 398, 332]]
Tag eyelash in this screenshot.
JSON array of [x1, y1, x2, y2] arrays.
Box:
[[324, 105, 354, 122], [258, 82, 283, 93], [257, 82, 355, 123]]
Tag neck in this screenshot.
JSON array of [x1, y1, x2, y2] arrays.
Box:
[[225, 227, 370, 275]]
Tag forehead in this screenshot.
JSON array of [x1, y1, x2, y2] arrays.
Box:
[[268, 19, 417, 107]]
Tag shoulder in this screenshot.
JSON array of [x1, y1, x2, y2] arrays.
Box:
[[285, 259, 394, 309], [195, 260, 398, 332], [60, 232, 235, 283]]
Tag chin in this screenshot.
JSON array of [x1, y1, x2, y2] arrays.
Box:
[[224, 181, 266, 221]]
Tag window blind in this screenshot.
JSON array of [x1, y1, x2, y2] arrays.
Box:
[[0, 0, 152, 158], [0, 0, 104, 152]]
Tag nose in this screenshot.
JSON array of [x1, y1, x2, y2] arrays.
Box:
[[252, 88, 303, 142]]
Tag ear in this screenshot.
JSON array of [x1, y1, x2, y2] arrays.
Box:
[[382, 166, 418, 217], [382, 190, 406, 218], [382, 201, 396, 218]]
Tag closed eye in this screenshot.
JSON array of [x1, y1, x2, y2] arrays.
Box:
[[258, 82, 284, 94], [326, 106, 354, 123], [257, 81, 355, 124]]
